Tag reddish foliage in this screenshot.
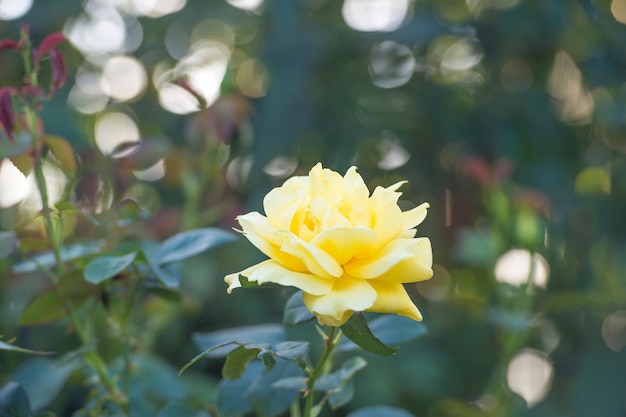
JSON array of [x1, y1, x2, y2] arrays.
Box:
[[0, 39, 18, 51], [48, 49, 67, 92], [38, 32, 65, 58], [0, 87, 17, 142]]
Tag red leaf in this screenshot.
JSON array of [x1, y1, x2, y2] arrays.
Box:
[[0, 87, 17, 142], [48, 49, 67, 92], [0, 39, 18, 51], [20, 85, 45, 100], [38, 32, 65, 58]]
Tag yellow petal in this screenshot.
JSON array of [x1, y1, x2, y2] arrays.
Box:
[[281, 234, 344, 278], [229, 260, 334, 295], [343, 166, 370, 207], [238, 212, 307, 272], [368, 186, 404, 251], [302, 276, 377, 326], [264, 176, 309, 230], [310, 163, 344, 199], [377, 238, 433, 284], [344, 239, 418, 279], [402, 202, 429, 230], [311, 226, 378, 265], [366, 280, 423, 321]]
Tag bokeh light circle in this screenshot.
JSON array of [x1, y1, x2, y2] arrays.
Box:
[[0, 0, 33, 20]]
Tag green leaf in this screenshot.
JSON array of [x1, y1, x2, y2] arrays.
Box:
[[283, 291, 314, 326], [12, 241, 102, 274], [338, 315, 427, 352], [0, 231, 16, 259], [247, 359, 302, 417], [179, 342, 240, 376], [155, 228, 236, 265], [223, 345, 263, 380], [238, 275, 281, 289], [217, 361, 261, 417], [18, 292, 65, 326], [346, 406, 416, 417], [271, 377, 308, 391], [258, 349, 277, 370], [57, 269, 98, 299], [12, 358, 78, 412], [0, 340, 53, 356], [145, 286, 181, 303], [54, 201, 100, 226], [0, 131, 31, 159], [43, 135, 77, 175], [156, 402, 213, 417], [328, 380, 354, 409], [274, 341, 310, 369], [340, 313, 397, 356], [135, 248, 181, 287], [315, 356, 367, 392], [0, 382, 32, 417], [193, 324, 286, 358], [83, 251, 137, 284]]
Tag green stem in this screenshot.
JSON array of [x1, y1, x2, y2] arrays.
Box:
[[21, 35, 64, 277], [19, 33, 127, 413], [303, 327, 340, 417]]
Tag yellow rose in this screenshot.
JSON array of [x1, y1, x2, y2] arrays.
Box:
[[225, 163, 433, 326]]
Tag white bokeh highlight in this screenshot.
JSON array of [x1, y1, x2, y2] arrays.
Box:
[[507, 349, 553, 407], [494, 249, 549, 288], [94, 112, 141, 155], [342, 0, 410, 32]]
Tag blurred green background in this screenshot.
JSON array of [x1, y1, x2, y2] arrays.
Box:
[[1, 0, 626, 416]]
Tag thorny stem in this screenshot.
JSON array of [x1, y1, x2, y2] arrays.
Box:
[[19, 31, 129, 413], [21, 36, 64, 278], [302, 326, 341, 417]]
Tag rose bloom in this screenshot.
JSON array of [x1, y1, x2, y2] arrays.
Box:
[[225, 163, 432, 326]]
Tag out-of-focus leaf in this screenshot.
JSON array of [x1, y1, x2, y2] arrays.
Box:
[[155, 228, 236, 265], [43, 135, 76, 174], [340, 313, 397, 356], [37, 33, 65, 57], [18, 292, 65, 326], [57, 269, 98, 299], [338, 315, 426, 352], [143, 252, 180, 288], [0, 382, 32, 417], [123, 354, 187, 415], [0, 131, 30, 160], [315, 357, 367, 393], [12, 358, 77, 412], [12, 241, 102, 274], [346, 406, 416, 417], [0, 87, 17, 144], [0, 340, 53, 356], [54, 201, 100, 226], [247, 358, 302, 417], [283, 291, 314, 325], [274, 341, 309, 369], [223, 345, 264, 380], [47, 49, 66, 92], [0, 231, 16, 259], [156, 402, 213, 417], [117, 199, 151, 228], [217, 361, 261, 417], [145, 286, 181, 303], [328, 379, 354, 409], [83, 251, 137, 284], [193, 324, 286, 358], [271, 377, 307, 391]]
